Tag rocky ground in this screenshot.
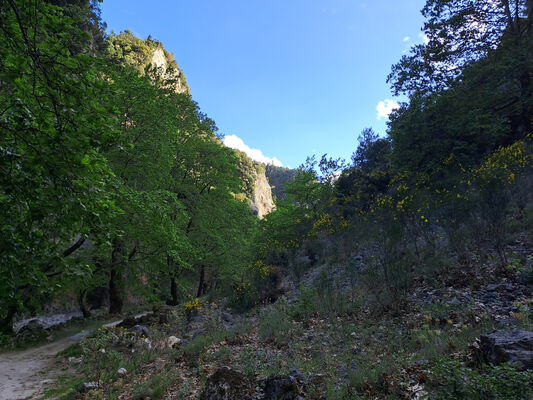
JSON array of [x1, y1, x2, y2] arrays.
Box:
[[1, 245, 532, 399], [0, 333, 82, 400], [34, 249, 531, 400], [0, 314, 149, 400]]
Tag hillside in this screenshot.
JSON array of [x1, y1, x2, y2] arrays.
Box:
[[233, 150, 276, 218], [265, 164, 298, 201], [106, 30, 190, 94], [0, 1, 532, 400]]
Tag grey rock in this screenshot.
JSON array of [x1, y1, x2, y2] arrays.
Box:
[[446, 298, 462, 306], [497, 318, 519, 329], [480, 329, 533, 370], [200, 366, 252, 400], [486, 283, 515, 292], [77, 381, 98, 393], [129, 324, 150, 338], [221, 311, 234, 323], [16, 319, 48, 343], [308, 373, 327, 384], [259, 369, 306, 400]]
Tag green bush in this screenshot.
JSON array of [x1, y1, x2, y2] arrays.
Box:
[[430, 359, 532, 400], [227, 281, 259, 313], [132, 371, 173, 400], [258, 305, 291, 345]]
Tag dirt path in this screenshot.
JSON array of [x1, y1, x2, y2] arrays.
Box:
[[0, 332, 86, 400], [0, 314, 148, 400]]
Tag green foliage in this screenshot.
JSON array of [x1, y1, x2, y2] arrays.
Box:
[[227, 281, 259, 313], [258, 304, 292, 345], [0, 0, 118, 327], [388, 0, 530, 97], [106, 30, 189, 93], [181, 329, 233, 366], [0, 0, 260, 330], [132, 371, 173, 400], [265, 164, 298, 200], [430, 359, 533, 400]]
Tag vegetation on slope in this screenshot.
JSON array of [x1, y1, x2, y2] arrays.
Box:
[[0, 0, 532, 399], [0, 0, 257, 333]]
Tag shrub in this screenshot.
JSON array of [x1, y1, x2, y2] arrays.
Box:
[[430, 359, 532, 400], [227, 281, 258, 313], [258, 304, 291, 345]]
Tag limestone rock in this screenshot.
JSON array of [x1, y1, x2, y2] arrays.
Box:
[[259, 369, 306, 400], [250, 169, 275, 219], [480, 329, 533, 370], [15, 319, 48, 343], [167, 336, 181, 348], [129, 324, 150, 338], [200, 367, 252, 400], [76, 381, 98, 393]]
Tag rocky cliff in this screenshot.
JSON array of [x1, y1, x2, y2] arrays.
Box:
[[233, 150, 275, 219], [250, 166, 275, 219], [106, 31, 190, 94]]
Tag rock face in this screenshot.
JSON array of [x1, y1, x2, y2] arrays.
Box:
[[15, 320, 48, 343], [106, 32, 189, 95], [200, 367, 252, 400], [250, 168, 275, 219], [259, 369, 306, 400], [150, 47, 189, 94], [480, 329, 533, 370]]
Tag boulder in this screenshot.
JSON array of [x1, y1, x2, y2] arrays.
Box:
[[259, 369, 306, 400], [117, 316, 138, 329], [480, 329, 533, 370], [200, 367, 252, 400], [76, 381, 98, 393], [167, 335, 181, 348], [16, 319, 48, 343], [129, 324, 150, 338], [221, 311, 234, 323]]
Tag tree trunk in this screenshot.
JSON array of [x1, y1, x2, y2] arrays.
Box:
[[196, 265, 205, 298], [77, 289, 91, 318], [169, 277, 178, 306], [0, 305, 17, 335], [109, 269, 123, 314], [109, 238, 124, 314]]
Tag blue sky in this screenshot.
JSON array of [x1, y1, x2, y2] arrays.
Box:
[[101, 0, 427, 168]]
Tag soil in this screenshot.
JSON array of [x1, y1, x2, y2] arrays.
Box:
[[0, 313, 149, 400], [0, 332, 85, 400]]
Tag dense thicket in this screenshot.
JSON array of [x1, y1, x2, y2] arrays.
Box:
[[265, 164, 298, 201], [0, 0, 257, 332], [1, 0, 532, 337], [253, 0, 532, 309]]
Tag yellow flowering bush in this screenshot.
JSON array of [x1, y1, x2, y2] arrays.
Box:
[[184, 297, 202, 320]]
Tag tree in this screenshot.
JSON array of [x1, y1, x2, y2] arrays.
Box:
[[388, 0, 531, 97], [387, 0, 532, 178], [168, 110, 256, 301], [0, 0, 117, 332], [351, 128, 392, 174]]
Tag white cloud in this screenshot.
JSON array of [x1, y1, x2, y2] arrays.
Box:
[[376, 99, 400, 120], [403, 36, 410, 42], [223, 134, 283, 167]]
